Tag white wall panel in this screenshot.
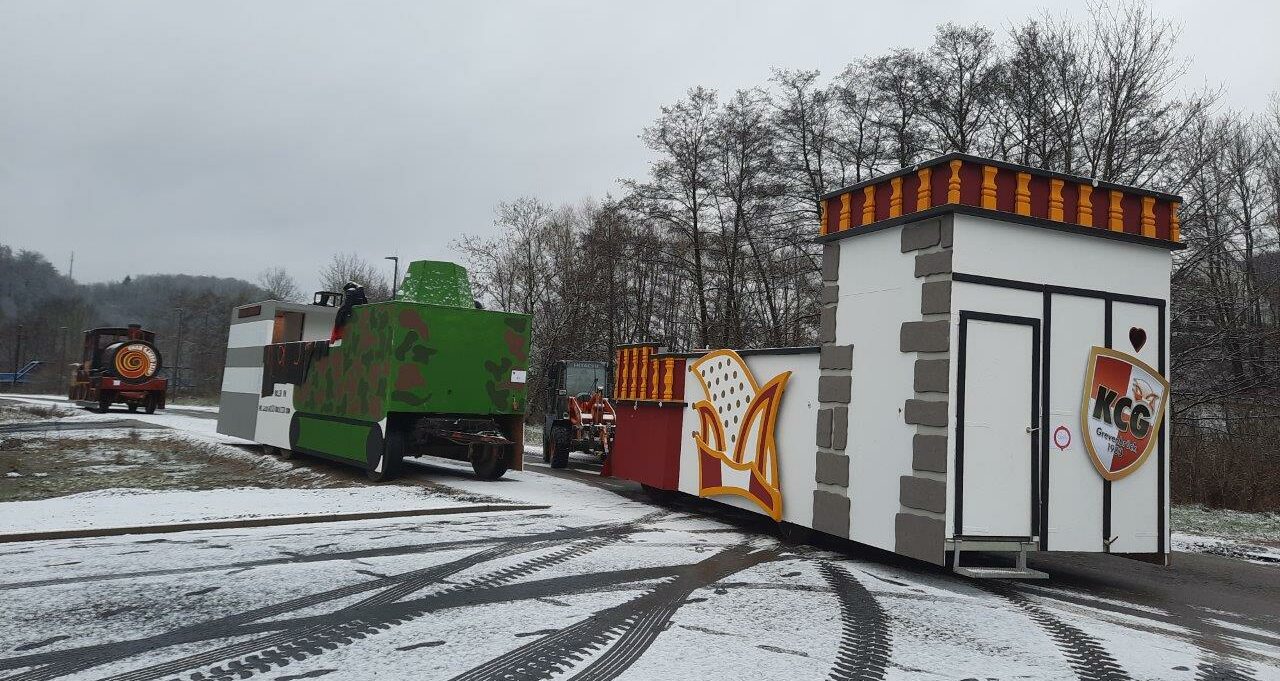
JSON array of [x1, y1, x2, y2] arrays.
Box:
[[220, 366, 264, 395], [835, 228, 918, 552], [227, 321, 273, 348], [1109, 301, 1162, 553]]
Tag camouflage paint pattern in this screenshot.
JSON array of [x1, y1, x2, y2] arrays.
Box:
[[291, 301, 530, 421]]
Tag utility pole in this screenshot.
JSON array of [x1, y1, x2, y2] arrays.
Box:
[[12, 325, 22, 390], [173, 308, 184, 398], [385, 256, 400, 300], [68, 252, 75, 281]]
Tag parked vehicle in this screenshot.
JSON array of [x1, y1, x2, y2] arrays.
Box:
[[542, 360, 615, 468], [69, 325, 167, 413]]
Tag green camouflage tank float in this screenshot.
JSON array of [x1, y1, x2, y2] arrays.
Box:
[[216, 260, 531, 480]]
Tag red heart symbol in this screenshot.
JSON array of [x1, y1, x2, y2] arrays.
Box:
[[1129, 327, 1147, 353]]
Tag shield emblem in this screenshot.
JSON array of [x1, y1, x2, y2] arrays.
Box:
[[1079, 347, 1168, 481]]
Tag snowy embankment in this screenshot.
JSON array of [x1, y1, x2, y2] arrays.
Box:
[[0, 485, 467, 535], [1171, 504, 1280, 566]]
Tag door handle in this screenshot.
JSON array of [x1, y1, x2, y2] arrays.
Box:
[[1026, 426, 1039, 434]]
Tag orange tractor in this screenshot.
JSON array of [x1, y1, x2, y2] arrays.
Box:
[[542, 360, 615, 468]]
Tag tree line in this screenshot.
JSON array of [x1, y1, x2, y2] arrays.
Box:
[[457, 3, 1280, 510]]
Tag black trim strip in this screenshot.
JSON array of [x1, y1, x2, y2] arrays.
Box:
[[954, 273, 1168, 308], [820, 152, 1183, 203], [1158, 304, 1167, 555], [815, 204, 1186, 251], [1102, 300, 1113, 553], [955, 311, 1041, 539], [1040, 292, 1052, 551]]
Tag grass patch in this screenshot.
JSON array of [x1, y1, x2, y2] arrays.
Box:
[[1172, 504, 1280, 544]]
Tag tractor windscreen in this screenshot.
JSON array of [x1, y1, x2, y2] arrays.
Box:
[[564, 363, 607, 397]]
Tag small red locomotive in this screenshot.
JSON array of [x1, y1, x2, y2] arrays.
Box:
[[69, 324, 168, 413]]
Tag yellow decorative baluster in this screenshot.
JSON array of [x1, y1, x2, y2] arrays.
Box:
[[916, 167, 932, 211], [889, 177, 903, 217], [1141, 196, 1156, 237], [1109, 190, 1124, 232], [1015, 172, 1031, 215], [947, 160, 962, 204], [981, 165, 998, 210], [1078, 184, 1094, 227], [662, 358, 675, 400], [1048, 178, 1064, 221], [838, 192, 852, 231], [862, 185, 876, 223], [1170, 201, 1181, 242]]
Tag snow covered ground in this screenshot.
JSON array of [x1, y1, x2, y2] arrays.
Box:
[[1, 394, 1278, 680], [0, 486, 471, 535]]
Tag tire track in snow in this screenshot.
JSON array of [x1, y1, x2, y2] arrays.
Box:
[[988, 584, 1132, 681], [818, 562, 892, 681], [447, 544, 780, 681]]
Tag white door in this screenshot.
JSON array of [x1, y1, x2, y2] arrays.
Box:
[[958, 316, 1038, 538]]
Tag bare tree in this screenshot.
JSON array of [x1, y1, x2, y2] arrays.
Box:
[[256, 267, 302, 302], [317, 253, 392, 301], [918, 23, 1000, 155]]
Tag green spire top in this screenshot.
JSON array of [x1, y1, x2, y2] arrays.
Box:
[[396, 260, 474, 308]]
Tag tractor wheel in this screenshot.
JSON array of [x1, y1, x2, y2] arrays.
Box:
[[97, 396, 112, 413], [127, 403, 138, 413], [471, 444, 508, 480], [144, 395, 157, 414], [549, 425, 571, 469]]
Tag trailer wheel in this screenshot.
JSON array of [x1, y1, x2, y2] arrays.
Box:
[[144, 395, 157, 414], [97, 395, 112, 413], [127, 403, 138, 413], [549, 425, 571, 469], [365, 429, 398, 483], [470, 443, 508, 480]]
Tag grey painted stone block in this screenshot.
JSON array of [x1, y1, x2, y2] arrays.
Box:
[[913, 359, 949, 393], [904, 399, 948, 427], [816, 408, 833, 448], [821, 284, 839, 305], [915, 250, 953, 277], [900, 320, 950, 353], [921, 280, 952, 315], [940, 214, 954, 248], [901, 219, 941, 252], [813, 490, 851, 538], [832, 406, 849, 450], [913, 434, 948, 473], [822, 243, 840, 282], [224, 345, 265, 368], [820, 344, 853, 370], [895, 512, 946, 565], [815, 451, 849, 487], [217, 391, 261, 440], [818, 375, 852, 403], [900, 475, 947, 514], [819, 307, 836, 343]]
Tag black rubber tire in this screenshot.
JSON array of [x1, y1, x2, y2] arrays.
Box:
[[470, 444, 508, 480], [365, 424, 400, 482], [542, 433, 551, 464], [144, 395, 157, 414], [97, 396, 112, 414], [549, 425, 571, 469], [127, 404, 138, 413]]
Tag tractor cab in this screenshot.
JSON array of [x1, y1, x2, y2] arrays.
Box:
[[542, 360, 616, 468]]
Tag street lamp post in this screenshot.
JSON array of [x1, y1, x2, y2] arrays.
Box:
[[385, 256, 400, 300]]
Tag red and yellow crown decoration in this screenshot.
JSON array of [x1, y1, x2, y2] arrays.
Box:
[[819, 154, 1182, 244]]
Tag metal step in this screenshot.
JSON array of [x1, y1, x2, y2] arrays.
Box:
[[954, 565, 1048, 580], [952, 537, 1048, 580]]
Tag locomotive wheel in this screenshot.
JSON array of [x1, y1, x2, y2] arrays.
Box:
[[470, 443, 508, 480], [549, 425, 571, 469]]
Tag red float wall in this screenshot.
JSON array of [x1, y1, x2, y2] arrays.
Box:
[[610, 401, 683, 490]]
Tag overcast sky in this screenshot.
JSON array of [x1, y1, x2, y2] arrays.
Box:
[[2, 0, 1276, 292]]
